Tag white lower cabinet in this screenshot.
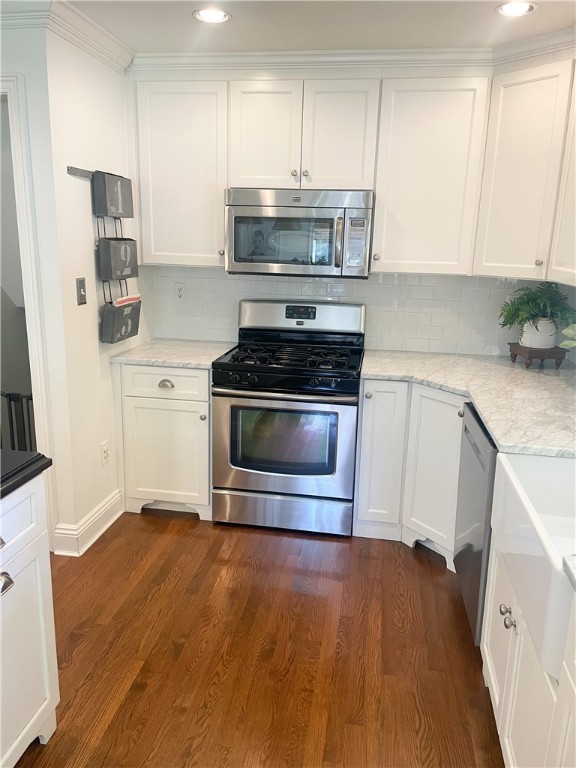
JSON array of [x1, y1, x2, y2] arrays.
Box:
[[122, 365, 210, 516], [482, 544, 560, 768], [354, 380, 408, 539], [0, 474, 59, 768], [401, 384, 465, 570], [546, 598, 576, 768]]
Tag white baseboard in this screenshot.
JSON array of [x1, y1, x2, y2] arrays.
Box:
[[52, 489, 123, 556]]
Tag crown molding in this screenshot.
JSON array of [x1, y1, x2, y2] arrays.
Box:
[[1, 1, 134, 73], [493, 26, 575, 65], [129, 48, 494, 72]]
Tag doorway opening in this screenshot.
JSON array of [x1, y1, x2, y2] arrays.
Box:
[[1, 94, 36, 451]]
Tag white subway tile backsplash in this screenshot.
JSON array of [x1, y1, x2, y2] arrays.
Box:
[[429, 340, 458, 353], [150, 268, 548, 357]]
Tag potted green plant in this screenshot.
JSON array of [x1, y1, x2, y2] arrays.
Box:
[[499, 282, 576, 349]]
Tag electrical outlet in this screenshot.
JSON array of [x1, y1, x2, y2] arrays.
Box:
[[100, 439, 110, 466], [175, 282, 186, 301]]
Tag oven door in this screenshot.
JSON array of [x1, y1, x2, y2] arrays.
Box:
[[225, 205, 345, 277], [212, 390, 358, 500]]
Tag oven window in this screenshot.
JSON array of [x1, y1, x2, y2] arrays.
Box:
[[230, 406, 337, 475], [233, 216, 334, 266]]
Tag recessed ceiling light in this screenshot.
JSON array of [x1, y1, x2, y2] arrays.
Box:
[[193, 8, 231, 24], [497, 2, 538, 17]]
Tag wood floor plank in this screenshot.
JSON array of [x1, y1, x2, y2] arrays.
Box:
[[16, 512, 503, 768]]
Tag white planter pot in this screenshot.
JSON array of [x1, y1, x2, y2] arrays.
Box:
[[520, 318, 557, 349]]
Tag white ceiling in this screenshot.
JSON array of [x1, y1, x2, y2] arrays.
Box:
[[65, 0, 576, 55]]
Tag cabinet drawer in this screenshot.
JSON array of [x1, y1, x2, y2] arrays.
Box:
[[122, 365, 209, 401], [0, 474, 48, 566]]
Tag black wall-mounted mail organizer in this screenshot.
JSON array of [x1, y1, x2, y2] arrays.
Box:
[[87, 170, 141, 344]]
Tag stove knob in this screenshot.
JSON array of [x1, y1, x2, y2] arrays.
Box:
[[247, 373, 259, 385], [230, 373, 241, 385], [309, 377, 321, 388]]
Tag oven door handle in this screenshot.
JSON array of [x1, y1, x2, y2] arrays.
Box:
[[211, 387, 358, 405]]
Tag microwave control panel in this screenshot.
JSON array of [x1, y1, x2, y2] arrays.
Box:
[[345, 218, 368, 268]]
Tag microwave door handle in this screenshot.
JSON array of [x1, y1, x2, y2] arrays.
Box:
[[334, 216, 344, 269]]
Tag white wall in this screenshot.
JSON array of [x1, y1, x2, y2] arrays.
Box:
[[1, 20, 153, 552], [150, 267, 576, 358]]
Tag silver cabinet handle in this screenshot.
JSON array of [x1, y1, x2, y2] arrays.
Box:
[[0, 536, 5, 550], [158, 379, 175, 390], [302, 169, 309, 177], [0, 572, 14, 596], [365, 392, 373, 399], [218, 249, 225, 256], [199, 414, 207, 421], [504, 616, 517, 630], [291, 169, 298, 177], [535, 259, 544, 266], [372, 253, 381, 261], [458, 410, 464, 418], [499, 603, 512, 616]]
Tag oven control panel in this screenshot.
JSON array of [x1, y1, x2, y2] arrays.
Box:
[[285, 305, 316, 320]]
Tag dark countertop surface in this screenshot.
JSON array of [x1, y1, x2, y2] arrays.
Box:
[[1, 449, 52, 499]]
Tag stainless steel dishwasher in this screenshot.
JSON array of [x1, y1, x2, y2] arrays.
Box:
[[454, 402, 498, 645]]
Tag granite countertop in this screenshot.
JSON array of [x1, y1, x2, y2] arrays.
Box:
[[111, 339, 231, 369], [113, 340, 575, 457]]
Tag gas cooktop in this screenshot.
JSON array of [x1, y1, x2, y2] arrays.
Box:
[[212, 299, 365, 395]]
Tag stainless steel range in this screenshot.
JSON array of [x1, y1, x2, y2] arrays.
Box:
[[211, 299, 365, 535]]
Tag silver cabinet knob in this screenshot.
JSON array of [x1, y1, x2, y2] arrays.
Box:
[[0, 572, 14, 596], [218, 249, 224, 257], [291, 169, 298, 177], [158, 379, 175, 389], [499, 604, 512, 616], [199, 414, 207, 421], [458, 410, 464, 418], [504, 616, 517, 630], [0, 536, 5, 550], [365, 392, 373, 399], [535, 259, 544, 266], [372, 253, 381, 261], [302, 169, 309, 177]]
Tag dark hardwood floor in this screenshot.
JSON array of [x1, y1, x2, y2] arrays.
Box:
[[17, 512, 503, 768]]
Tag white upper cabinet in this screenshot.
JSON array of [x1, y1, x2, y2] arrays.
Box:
[[135, 81, 228, 266], [548, 79, 576, 288], [228, 79, 380, 189], [473, 60, 574, 280], [372, 77, 489, 274]]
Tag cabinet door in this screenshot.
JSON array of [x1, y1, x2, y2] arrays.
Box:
[[301, 79, 380, 190], [372, 78, 488, 274], [481, 546, 519, 729], [228, 80, 303, 188], [504, 610, 557, 768], [355, 380, 408, 530], [135, 81, 227, 266], [473, 60, 573, 279], [1, 532, 59, 767], [402, 385, 464, 553], [548, 79, 576, 288], [123, 397, 210, 506]]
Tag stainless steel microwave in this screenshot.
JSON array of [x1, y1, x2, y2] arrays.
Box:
[[225, 188, 374, 278]]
